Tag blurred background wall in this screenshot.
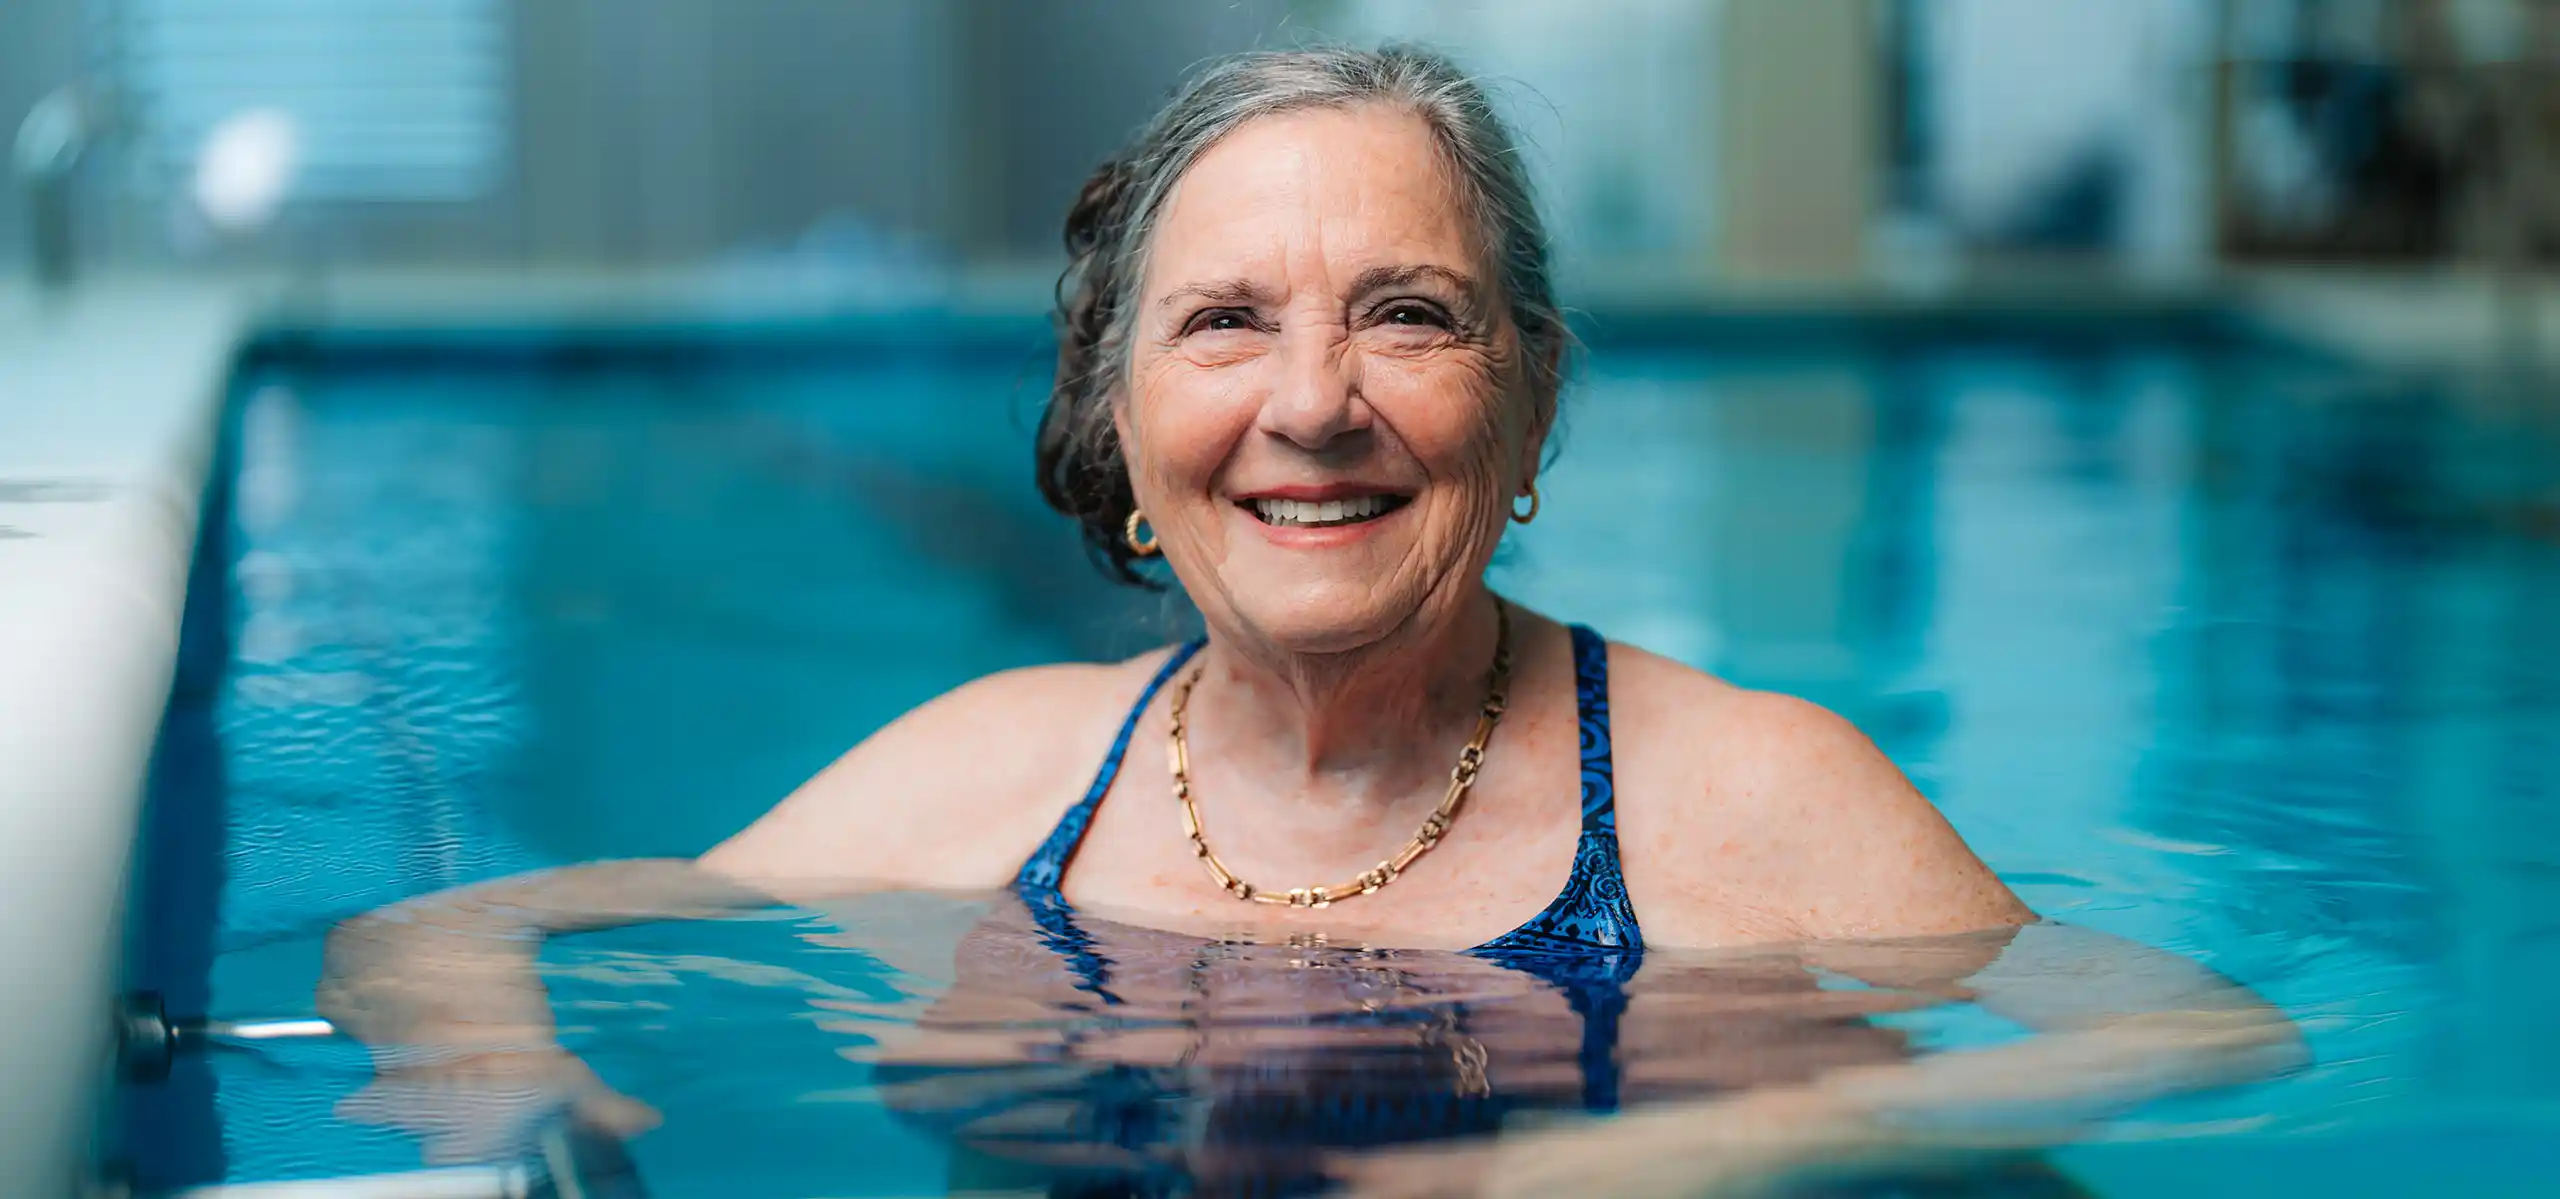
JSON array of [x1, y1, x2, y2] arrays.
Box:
[[3, 0, 2554, 302], [8, 0, 1309, 275], [0, 0, 86, 275]]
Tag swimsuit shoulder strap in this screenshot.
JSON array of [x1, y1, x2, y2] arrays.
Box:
[[1014, 639, 1205, 895], [1473, 624, 1645, 956], [1566, 623, 1630, 847], [1544, 623, 1641, 947]]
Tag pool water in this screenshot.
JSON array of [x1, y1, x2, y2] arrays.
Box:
[[122, 325, 2560, 1196]]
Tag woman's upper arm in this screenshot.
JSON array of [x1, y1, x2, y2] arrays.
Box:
[[1626, 663, 2033, 944], [697, 663, 1117, 898], [1731, 691, 2032, 939]]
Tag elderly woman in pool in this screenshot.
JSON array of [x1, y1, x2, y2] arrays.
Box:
[[324, 46, 2300, 1194]]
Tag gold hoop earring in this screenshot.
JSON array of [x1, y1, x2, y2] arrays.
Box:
[[1510, 483, 1540, 525], [1124, 509, 1160, 556]]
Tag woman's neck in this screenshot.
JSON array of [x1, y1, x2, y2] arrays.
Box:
[[1187, 590, 1507, 821]]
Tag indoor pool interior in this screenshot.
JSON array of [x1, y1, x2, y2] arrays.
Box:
[[114, 317, 2560, 1197]]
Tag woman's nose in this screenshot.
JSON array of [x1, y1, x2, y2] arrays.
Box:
[[1256, 328, 1369, 450]]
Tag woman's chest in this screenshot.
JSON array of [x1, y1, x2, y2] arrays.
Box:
[[1050, 756, 1591, 952]]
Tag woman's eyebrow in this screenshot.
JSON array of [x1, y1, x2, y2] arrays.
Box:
[[1157, 279, 1275, 309], [1349, 264, 1480, 302], [1154, 267, 1478, 311]]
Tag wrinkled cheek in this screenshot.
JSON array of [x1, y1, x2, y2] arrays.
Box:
[[1448, 441, 1510, 545], [1458, 372, 1530, 515], [1407, 384, 1525, 592], [1121, 362, 1246, 563]]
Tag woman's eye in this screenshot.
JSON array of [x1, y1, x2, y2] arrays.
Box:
[[1378, 302, 1450, 329], [1187, 309, 1254, 335]]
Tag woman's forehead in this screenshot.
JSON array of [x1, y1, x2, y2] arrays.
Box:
[[1147, 106, 1478, 285]]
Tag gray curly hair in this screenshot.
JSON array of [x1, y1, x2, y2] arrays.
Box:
[[1036, 43, 1567, 587]]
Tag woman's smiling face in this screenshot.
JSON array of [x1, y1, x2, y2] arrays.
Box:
[[1119, 105, 1547, 655]]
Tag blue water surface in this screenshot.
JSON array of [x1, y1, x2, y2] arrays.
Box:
[[124, 323, 2560, 1196]]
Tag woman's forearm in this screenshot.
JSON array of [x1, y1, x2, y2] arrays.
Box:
[[1714, 928, 2310, 1190], [318, 857, 782, 1045], [365, 857, 782, 935], [1387, 1006, 2302, 1199], [1345, 922, 2310, 1198], [1723, 1005, 2306, 1190], [1810, 1005, 2305, 1139]]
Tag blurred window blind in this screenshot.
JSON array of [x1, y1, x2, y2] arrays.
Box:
[[100, 0, 509, 201]]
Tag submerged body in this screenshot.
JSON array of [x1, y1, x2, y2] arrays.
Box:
[[862, 896, 1950, 1195]]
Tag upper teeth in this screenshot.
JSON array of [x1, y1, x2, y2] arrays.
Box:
[[1254, 496, 1392, 527]]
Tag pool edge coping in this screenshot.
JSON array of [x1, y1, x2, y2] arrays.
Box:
[[0, 280, 252, 1197]]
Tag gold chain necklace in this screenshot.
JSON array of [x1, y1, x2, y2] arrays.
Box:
[[1166, 602, 1513, 909]]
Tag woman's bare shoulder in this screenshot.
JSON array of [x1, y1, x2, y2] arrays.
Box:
[[1601, 640, 2032, 945], [698, 647, 1187, 899]]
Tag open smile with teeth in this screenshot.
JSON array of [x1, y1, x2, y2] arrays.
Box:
[[1246, 494, 1411, 528]]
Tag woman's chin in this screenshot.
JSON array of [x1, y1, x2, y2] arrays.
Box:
[[1218, 590, 1414, 658]]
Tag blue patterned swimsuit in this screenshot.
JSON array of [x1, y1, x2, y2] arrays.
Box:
[[1012, 625, 1645, 1113]]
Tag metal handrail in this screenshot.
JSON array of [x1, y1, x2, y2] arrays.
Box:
[[117, 993, 340, 1082], [117, 995, 649, 1198]]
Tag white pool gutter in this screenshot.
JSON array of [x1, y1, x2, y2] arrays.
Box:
[[0, 280, 253, 1197]]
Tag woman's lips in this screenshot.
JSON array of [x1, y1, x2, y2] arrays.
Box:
[[1229, 492, 1413, 545], [1242, 494, 1410, 528]]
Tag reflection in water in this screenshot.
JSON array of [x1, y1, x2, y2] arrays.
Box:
[[884, 905, 1892, 1192], [509, 891, 2252, 1199]]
